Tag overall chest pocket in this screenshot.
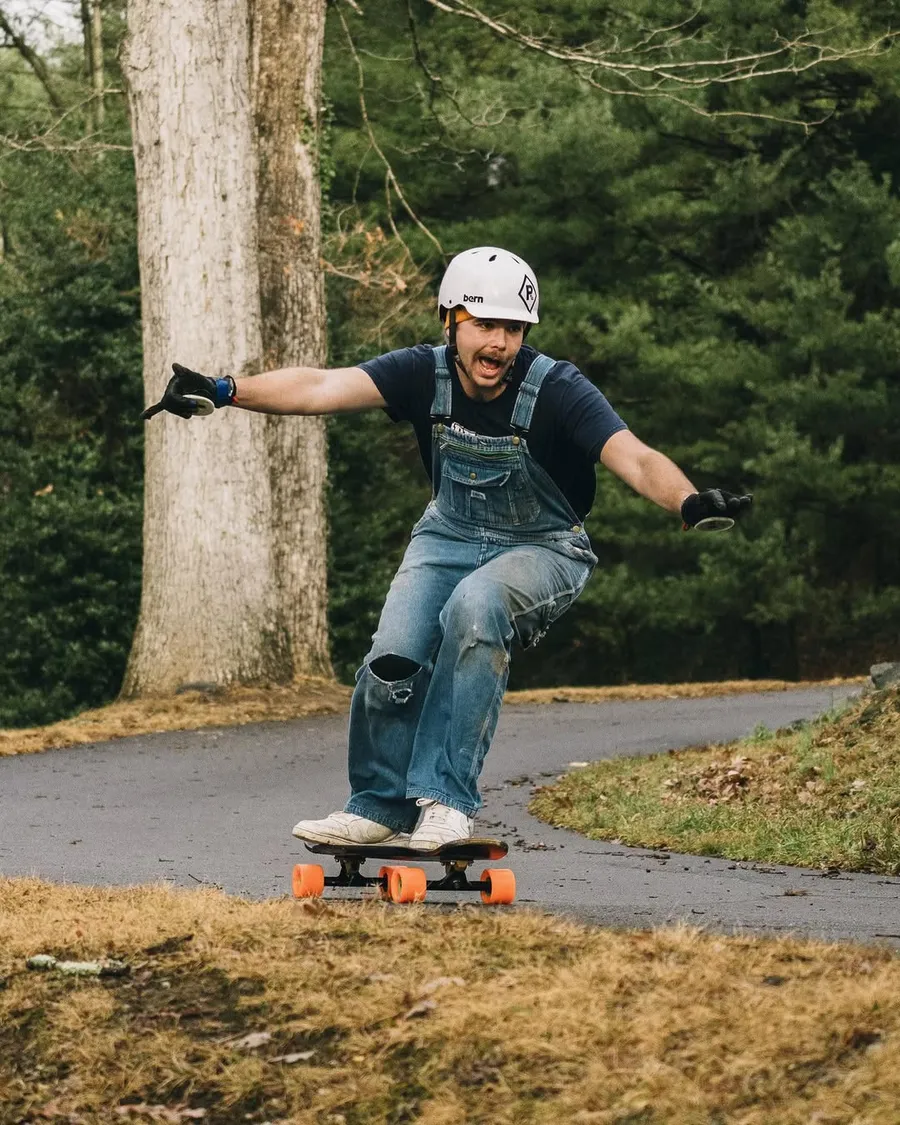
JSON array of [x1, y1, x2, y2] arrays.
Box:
[[440, 458, 540, 527]]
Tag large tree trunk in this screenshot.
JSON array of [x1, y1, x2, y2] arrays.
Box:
[[252, 0, 331, 684], [121, 0, 331, 696]]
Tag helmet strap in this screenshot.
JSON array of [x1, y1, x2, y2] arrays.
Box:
[[447, 307, 459, 366], [448, 308, 473, 382]]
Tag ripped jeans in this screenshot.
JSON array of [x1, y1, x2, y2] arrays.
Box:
[[344, 505, 594, 830]]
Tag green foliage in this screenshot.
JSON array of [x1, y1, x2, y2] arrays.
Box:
[[322, 0, 900, 686], [3, 0, 900, 724], [0, 8, 142, 726], [0, 470, 141, 727]]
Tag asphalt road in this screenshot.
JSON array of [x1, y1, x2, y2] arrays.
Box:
[[2, 685, 898, 945]]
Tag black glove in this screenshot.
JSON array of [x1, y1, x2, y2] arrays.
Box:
[[141, 363, 236, 420], [681, 488, 752, 528]]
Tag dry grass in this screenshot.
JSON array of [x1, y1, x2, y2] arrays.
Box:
[[531, 687, 900, 873], [0, 677, 864, 759], [505, 676, 863, 706], [2, 877, 899, 1124], [0, 679, 352, 759]]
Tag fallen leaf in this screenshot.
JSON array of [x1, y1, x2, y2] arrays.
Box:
[[226, 1030, 272, 1050], [271, 1050, 316, 1064], [403, 999, 437, 1020], [115, 1106, 206, 1122]]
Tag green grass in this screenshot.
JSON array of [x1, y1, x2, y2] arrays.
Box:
[[530, 688, 900, 873]]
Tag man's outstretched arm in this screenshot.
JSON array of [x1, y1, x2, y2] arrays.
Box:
[[232, 365, 387, 415], [142, 362, 387, 420], [600, 430, 752, 527], [600, 430, 695, 514]]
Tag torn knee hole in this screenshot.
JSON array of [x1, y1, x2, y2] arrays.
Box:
[[369, 654, 421, 682]]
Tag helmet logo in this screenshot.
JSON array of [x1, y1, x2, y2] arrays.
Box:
[[463, 294, 483, 303], [518, 276, 537, 313]]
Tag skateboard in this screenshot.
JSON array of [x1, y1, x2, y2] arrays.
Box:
[[291, 837, 516, 905]]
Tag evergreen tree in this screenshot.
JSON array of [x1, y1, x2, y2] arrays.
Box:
[[0, 9, 143, 725], [323, 0, 900, 684]]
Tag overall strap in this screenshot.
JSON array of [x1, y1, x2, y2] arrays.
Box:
[[510, 353, 557, 434], [430, 344, 452, 420]]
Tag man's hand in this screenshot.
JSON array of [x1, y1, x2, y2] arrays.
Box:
[[681, 489, 752, 529], [141, 363, 236, 420]]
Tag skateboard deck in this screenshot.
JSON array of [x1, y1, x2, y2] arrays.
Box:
[[292, 837, 515, 905], [304, 836, 508, 862]]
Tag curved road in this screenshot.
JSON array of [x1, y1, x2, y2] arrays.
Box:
[[2, 686, 898, 945]]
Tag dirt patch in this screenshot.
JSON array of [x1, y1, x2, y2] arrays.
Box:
[[0, 676, 864, 758], [1, 877, 899, 1124]]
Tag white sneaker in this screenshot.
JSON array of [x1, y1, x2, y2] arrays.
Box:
[[292, 810, 402, 846], [407, 799, 473, 851]]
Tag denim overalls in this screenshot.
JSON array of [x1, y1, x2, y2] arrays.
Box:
[[344, 345, 598, 830]]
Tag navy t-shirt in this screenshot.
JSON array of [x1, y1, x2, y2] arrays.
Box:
[[359, 344, 627, 519]]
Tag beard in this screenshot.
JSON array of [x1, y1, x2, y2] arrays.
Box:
[[455, 351, 516, 397]]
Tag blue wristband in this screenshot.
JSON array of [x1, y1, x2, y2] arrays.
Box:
[[213, 376, 236, 407]]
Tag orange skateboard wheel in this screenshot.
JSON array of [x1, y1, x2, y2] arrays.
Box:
[[389, 865, 427, 903], [378, 865, 396, 901], [480, 867, 516, 905], [292, 863, 325, 899]]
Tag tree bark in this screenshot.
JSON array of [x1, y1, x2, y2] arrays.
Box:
[[121, 0, 331, 696], [90, 1, 105, 129], [251, 0, 331, 680], [80, 0, 105, 129]]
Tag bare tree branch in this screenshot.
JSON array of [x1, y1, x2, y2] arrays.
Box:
[[405, 0, 507, 131], [572, 76, 831, 132], [0, 4, 65, 110], [0, 133, 130, 156], [420, 0, 898, 123], [337, 5, 445, 257], [0, 89, 129, 161]]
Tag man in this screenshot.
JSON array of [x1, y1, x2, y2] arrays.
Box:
[[144, 246, 751, 851]]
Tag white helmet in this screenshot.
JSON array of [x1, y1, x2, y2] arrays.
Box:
[[438, 246, 540, 324]]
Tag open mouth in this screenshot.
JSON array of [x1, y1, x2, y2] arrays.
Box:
[[475, 354, 505, 378]]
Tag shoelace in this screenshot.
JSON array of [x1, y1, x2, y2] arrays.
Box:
[[422, 804, 464, 827]]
